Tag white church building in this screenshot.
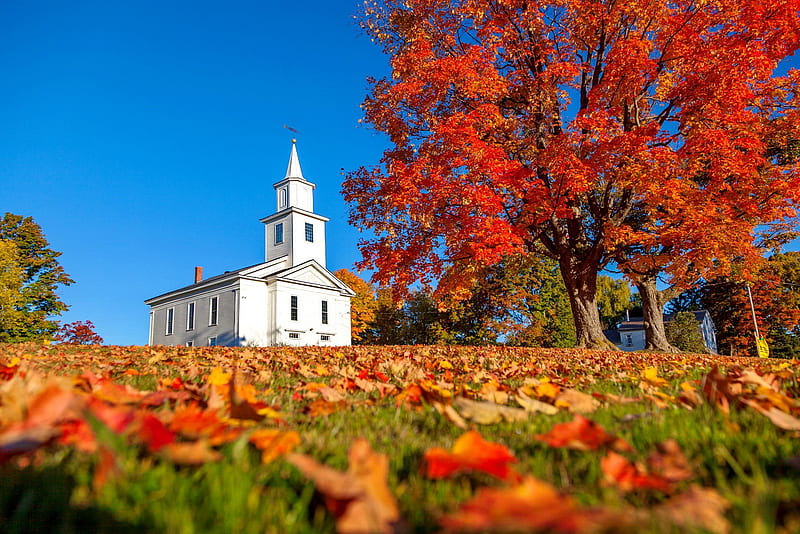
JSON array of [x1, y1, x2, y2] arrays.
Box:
[[145, 142, 355, 347]]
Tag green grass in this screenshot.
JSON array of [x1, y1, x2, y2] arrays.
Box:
[[1, 344, 798, 533]]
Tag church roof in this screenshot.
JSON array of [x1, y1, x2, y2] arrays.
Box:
[[144, 257, 353, 305]]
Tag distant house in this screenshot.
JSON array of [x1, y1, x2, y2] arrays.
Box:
[[608, 310, 718, 353], [145, 142, 355, 347]]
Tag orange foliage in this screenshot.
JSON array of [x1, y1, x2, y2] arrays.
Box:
[[344, 0, 800, 347]]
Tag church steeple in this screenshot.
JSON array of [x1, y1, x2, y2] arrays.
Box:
[[260, 141, 329, 267], [285, 139, 304, 179], [272, 140, 315, 212]]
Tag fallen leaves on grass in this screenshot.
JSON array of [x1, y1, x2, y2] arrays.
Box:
[[287, 438, 403, 534], [439, 476, 619, 534], [535, 415, 633, 452], [424, 430, 521, 483]]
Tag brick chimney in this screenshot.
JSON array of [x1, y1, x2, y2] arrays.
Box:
[[194, 266, 203, 284]]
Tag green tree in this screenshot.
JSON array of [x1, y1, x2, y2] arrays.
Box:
[[596, 276, 633, 329], [665, 312, 707, 354], [0, 213, 73, 342], [0, 240, 25, 337]]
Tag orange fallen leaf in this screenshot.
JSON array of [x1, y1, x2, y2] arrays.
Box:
[[424, 430, 521, 483], [249, 429, 301, 463], [601, 451, 673, 493], [535, 415, 632, 452], [287, 438, 403, 534], [162, 440, 222, 465], [439, 476, 620, 533]]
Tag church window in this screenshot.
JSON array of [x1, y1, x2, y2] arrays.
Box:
[[279, 187, 288, 209], [186, 340, 194, 347], [289, 332, 300, 339], [320, 335, 330, 341], [209, 296, 218, 326], [305, 222, 314, 242], [166, 308, 174, 335], [275, 223, 284, 245], [321, 300, 328, 324], [290, 296, 298, 320], [187, 302, 195, 330], [208, 336, 217, 347]]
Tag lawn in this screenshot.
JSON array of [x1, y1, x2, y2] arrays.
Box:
[[0, 343, 798, 533]]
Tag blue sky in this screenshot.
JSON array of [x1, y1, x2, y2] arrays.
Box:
[[1, 1, 391, 345]]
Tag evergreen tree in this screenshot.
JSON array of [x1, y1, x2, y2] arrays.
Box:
[[0, 213, 73, 342]]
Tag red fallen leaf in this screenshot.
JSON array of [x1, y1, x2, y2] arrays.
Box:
[[424, 430, 521, 483], [0, 359, 20, 381], [134, 413, 176, 452], [535, 415, 632, 452], [287, 438, 403, 534], [601, 451, 673, 493], [57, 418, 97, 453], [85, 397, 137, 434], [249, 428, 301, 463], [439, 476, 620, 533]]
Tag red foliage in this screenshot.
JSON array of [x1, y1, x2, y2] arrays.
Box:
[[54, 320, 103, 345]]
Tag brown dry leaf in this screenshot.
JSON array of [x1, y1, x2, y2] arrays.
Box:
[[677, 382, 703, 409], [162, 440, 223, 465], [478, 381, 509, 405], [431, 400, 468, 430], [701, 367, 737, 414], [741, 399, 800, 431], [739, 368, 780, 391], [305, 398, 348, 417], [287, 438, 403, 534], [515, 390, 559, 415], [555, 388, 600, 414], [647, 439, 694, 484], [647, 485, 731, 534], [452, 397, 528, 425]]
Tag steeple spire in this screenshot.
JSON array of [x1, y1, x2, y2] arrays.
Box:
[[285, 139, 304, 179]]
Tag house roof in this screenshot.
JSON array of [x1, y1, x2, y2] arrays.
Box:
[[144, 256, 353, 305]]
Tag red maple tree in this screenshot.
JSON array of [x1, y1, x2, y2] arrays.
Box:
[[343, 0, 800, 348], [54, 320, 104, 345]]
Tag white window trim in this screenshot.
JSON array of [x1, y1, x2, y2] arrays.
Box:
[[209, 296, 218, 326], [290, 295, 298, 321], [187, 301, 195, 331], [208, 336, 217, 346], [166, 307, 174, 335], [304, 222, 314, 242]]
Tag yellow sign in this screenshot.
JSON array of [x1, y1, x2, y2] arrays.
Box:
[[756, 336, 770, 359]]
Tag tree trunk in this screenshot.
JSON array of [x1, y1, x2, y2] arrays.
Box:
[[559, 260, 619, 350], [635, 276, 679, 352]]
